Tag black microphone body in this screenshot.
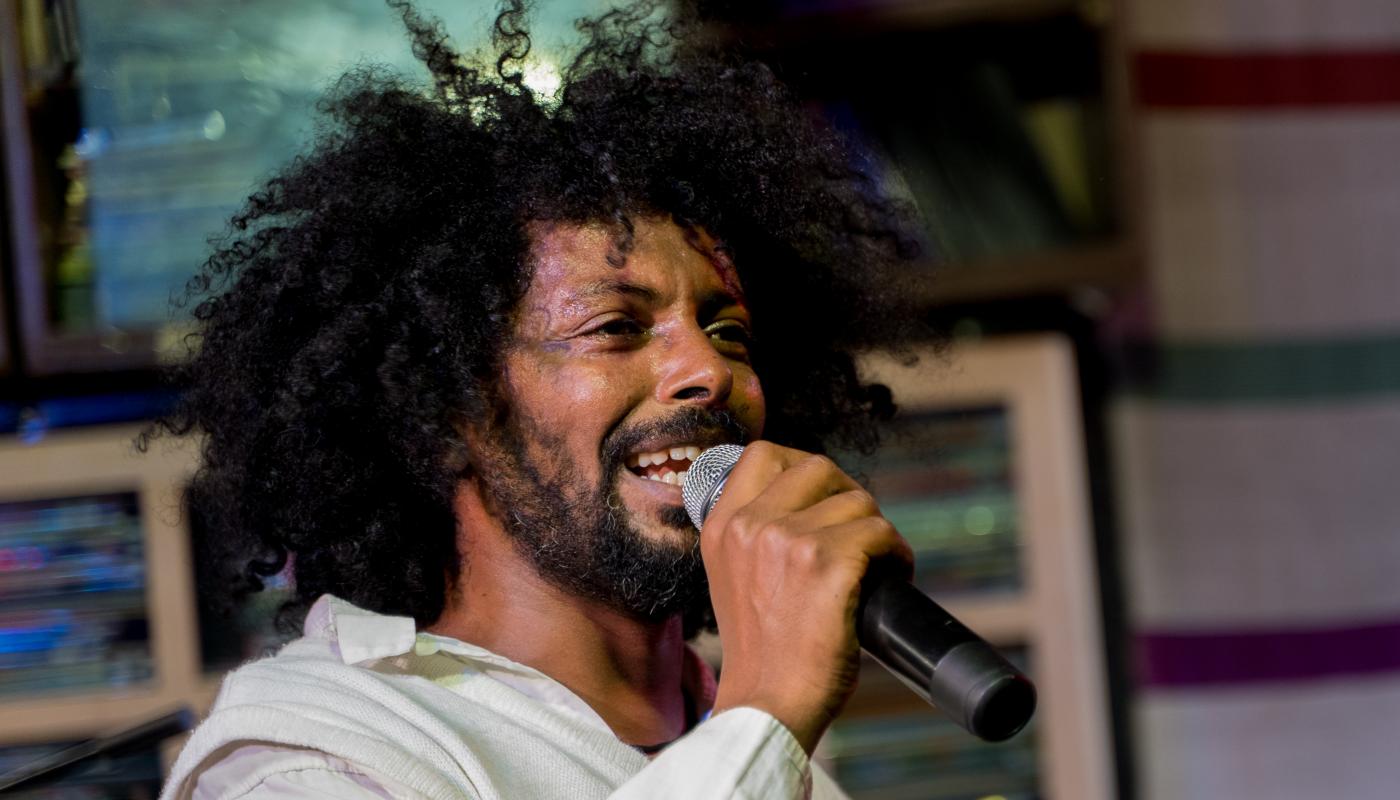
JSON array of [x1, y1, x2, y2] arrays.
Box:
[[682, 444, 1036, 743]]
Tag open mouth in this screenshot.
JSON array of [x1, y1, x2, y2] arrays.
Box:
[[625, 444, 702, 486]]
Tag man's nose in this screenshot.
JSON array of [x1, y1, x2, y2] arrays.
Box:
[[655, 326, 734, 406]]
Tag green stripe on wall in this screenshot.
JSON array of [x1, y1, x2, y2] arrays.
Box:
[[1127, 335, 1400, 403]]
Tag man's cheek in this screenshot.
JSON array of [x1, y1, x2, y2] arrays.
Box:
[[734, 373, 766, 434]]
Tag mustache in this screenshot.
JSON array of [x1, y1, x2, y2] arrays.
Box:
[[602, 407, 752, 471]]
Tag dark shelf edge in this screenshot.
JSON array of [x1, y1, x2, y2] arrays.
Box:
[[913, 240, 1141, 306]]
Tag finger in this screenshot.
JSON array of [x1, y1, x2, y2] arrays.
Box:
[[805, 516, 917, 587], [705, 449, 860, 538], [843, 516, 917, 583], [830, 515, 914, 569], [698, 441, 808, 534], [741, 454, 863, 518], [772, 488, 882, 534]]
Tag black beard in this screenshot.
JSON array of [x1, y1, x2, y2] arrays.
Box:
[[476, 406, 749, 634]]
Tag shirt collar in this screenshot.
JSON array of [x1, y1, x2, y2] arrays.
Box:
[[305, 594, 419, 665], [305, 595, 719, 705]]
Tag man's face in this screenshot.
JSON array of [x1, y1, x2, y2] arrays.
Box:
[[471, 217, 766, 622]]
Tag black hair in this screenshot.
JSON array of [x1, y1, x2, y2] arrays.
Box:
[[146, 0, 925, 631]]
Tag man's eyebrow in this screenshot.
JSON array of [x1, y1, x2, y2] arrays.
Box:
[[697, 288, 747, 320], [570, 280, 662, 305], [567, 280, 746, 315]]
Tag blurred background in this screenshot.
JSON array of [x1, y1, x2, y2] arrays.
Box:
[[1, 0, 1398, 797]]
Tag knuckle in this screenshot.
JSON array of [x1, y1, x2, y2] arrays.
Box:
[[844, 489, 878, 515], [755, 519, 790, 548], [801, 453, 837, 473], [739, 515, 784, 554], [870, 515, 897, 537], [743, 440, 780, 461], [728, 509, 763, 541], [868, 515, 901, 549], [789, 536, 823, 568]]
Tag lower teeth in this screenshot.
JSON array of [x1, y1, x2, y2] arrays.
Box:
[[641, 467, 691, 485]]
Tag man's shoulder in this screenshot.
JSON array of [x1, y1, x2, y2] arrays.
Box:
[[209, 638, 447, 728], [215, 631, 354, 694], [166, 644, 483, 800], [183, 743, 414, 800]]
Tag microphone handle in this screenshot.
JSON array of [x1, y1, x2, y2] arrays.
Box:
[[858, 578, 1035, 742]]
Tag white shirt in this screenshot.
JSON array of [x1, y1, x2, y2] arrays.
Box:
[[162, 595, 850, 800]]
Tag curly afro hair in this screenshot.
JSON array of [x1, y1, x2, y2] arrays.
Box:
[[148, 0, 926, 632]]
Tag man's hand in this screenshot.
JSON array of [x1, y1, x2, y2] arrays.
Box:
[[701, 441, 914, 754]]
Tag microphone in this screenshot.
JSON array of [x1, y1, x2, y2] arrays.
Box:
[[682, 444, 1036, 742]]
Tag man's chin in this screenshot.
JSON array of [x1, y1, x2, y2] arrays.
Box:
[[656, 502, 697, 533], [615, 470, 697, 537], [624, 506, 698, 551]]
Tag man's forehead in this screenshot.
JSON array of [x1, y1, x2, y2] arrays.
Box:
[[523, 218, 746, 306], [525, 220, 614, 272]]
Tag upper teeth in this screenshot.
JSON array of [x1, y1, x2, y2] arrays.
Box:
[[631, 445, 702, 469]]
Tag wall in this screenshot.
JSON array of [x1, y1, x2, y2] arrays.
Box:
[[1117, 1, 1400, 797]]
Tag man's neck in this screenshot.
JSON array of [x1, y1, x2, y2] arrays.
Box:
[[428, 485, 692, 748]]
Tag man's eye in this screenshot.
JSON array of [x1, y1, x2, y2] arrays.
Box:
[[706, 320, 754, 348], [588, 318, 646, 338]]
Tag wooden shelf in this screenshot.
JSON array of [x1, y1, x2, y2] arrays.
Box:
[[714, 0, 1139, 312], [837, 337, 1116, 798], [0, 427, 202, 745], [913, 240, 1140, 306], [934, 592, 1032, 644]]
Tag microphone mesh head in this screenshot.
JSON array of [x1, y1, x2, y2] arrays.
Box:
[[682, 444, 746, 530]]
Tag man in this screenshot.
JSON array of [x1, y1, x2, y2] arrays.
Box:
[[156, 1, 923, 797]]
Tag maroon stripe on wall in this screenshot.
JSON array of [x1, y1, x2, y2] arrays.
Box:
[[1137, 50, 1400, 108], [1137, 619, 1400, 689]]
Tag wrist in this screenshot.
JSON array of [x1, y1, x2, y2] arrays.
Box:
[[711, 694, 829, 755]]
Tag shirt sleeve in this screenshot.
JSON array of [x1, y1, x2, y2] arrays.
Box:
[[607, 707, 814, 800]]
